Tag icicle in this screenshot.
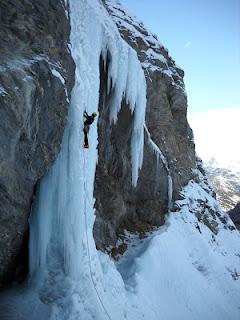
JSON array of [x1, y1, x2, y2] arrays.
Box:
[[105, 37, 146, 185], [144, 124, 173, 211], [109, 46, 129, 123], [167, 174, 173, 211]]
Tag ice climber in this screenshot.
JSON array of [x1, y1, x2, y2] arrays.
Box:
[[83, 111, 97, 148]]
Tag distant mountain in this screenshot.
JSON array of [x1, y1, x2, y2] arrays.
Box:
[[203, 158, 240, 212]]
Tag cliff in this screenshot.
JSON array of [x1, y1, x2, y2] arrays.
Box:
[[94, 0, 196, 250], [0, 0, 75, 286]]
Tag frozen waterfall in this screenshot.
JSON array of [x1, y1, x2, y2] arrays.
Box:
[[28, 0, 147, 318], [1, 1, 239, 320]]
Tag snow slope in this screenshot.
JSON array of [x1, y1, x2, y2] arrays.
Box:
[[1, 180, 240, 320], [0, 1, 240, 320], [112, 174, 240, 320]]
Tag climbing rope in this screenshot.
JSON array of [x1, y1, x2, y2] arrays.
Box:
[[83, 151, 113, 320]]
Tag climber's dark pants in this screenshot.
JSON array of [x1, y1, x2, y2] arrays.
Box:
[[84, 125, 89, 146]]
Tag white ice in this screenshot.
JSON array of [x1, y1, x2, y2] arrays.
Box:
[[51, 69, 65, 85], [0, 86, 7, 96]]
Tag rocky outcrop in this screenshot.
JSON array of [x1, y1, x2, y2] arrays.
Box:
[[228, 203, 240, 230], [0, 0, 75, 287], [93, 1, 196, 251]]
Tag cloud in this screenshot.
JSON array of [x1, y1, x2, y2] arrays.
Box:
[[184, 40, 192, 49], [188, 108, 240, 168]]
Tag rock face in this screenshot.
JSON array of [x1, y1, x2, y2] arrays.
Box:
[[0, 0, 75, 287], [228, 203, 240, 230], [105, 1, 196, 192], [94, 58, 169, 249], [93, 1, 196, 250]]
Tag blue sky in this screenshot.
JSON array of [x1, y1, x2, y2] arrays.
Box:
[[121, 0, 240, 115]]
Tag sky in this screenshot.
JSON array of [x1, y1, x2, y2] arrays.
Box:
[[189, 108, 240, 169], [121, 0, 240, 166], [121, 0, 240, 115]]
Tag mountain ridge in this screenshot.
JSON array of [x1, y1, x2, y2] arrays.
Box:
[[204, 158, 240, 211]]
